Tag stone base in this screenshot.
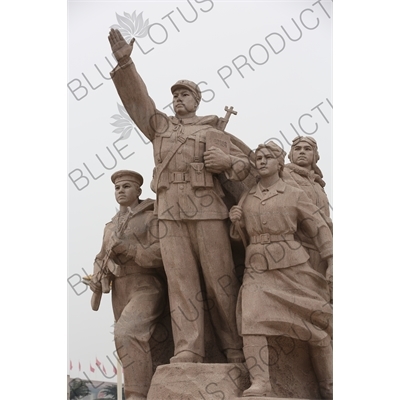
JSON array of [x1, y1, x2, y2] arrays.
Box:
[[147, 336, 325, 399], [232, 398, 311, 400], [147, 363, 249, 400], [147, 363, 322, 400]]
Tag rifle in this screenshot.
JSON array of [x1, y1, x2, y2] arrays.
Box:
[[216, 106, 250, 249], [90, 206, 134, 311], [217, 106, 237, 132], [90, 250, 112, 311]]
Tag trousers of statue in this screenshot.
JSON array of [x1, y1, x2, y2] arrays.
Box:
[[160, 219, 243, 359], [112, 274, 164, 399]]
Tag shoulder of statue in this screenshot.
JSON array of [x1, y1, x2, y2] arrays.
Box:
[[285, 163, 298, 172], [123, 199, 155, 220], [283, 180, 307, 197], [197, 115, 219, 127], [169, 115, 219, 127], [138, 198, 156, 212], [285, 163, 310, 177], [108, 214, 119, 225]]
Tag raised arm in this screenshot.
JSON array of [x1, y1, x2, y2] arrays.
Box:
[[108, 29, 169, 141]]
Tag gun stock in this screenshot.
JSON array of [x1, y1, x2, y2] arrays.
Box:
[[91, 291, 102, 311]]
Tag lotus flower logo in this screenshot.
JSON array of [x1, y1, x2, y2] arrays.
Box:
[[110, 103, 133, 140], [110, 11, 150, 41]]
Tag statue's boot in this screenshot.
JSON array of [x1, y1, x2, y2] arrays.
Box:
[[124, 387, 147, 400], [242, 344, 272, 397], [170, 350, 203, 363], [124, 360, 152, 400], [123, 361, 153, 400], [120, 341, 154, 400], [309, 338, 333, 399], [224, 348, 245, 363]]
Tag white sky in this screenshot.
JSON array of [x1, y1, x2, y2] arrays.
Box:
[[67, 0, 333, 384]]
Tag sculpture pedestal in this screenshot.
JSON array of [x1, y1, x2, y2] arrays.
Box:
[[232, 398, 311, 400], [147, 362, 249, 400], [147, 336, 325, 399]]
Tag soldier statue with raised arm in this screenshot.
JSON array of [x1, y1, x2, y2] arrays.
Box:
[[107, 29, 251, 365]]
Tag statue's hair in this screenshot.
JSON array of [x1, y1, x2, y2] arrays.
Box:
[[255, 141, 286, 178]]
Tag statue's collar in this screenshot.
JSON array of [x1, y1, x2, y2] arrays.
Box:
[[111, 198, 155, 222], [249, 179, 286, 200], [285, 163, 325, 187]]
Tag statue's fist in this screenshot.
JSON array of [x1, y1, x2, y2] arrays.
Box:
[[204, 146, 231, 173], [89, 279, 101, 293], [229, 206, 243, 223]]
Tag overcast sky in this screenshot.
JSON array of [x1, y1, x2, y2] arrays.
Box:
[[67, 0, 332, 383]]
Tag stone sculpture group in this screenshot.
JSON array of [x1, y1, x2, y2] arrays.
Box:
[[87, 29, 333, 400]]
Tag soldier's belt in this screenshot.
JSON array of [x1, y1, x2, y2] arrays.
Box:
[[169, 172, 190, 183], [250, 233, 294, 244], [168, 166, 214, 189]]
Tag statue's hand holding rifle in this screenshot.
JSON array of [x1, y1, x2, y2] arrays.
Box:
[[108, 28, 135, 64], [88, 238, 118, 311], [85, 207, 134, 311]]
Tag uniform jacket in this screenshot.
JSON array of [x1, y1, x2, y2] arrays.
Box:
[[111, 60, 250, 221], [282, 163, 332, 249], [231, 179, 333, 271], [92, 198, 163, 283], [282, 163, 330, 219]]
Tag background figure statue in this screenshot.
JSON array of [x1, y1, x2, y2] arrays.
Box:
[[89, 170, 166, 400], [108, 29, 250, 364], [230, 142, 333, 399], [282, 136, 333, 279]]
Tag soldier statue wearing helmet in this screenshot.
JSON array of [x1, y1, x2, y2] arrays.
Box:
[[282, 136, 333, 279]]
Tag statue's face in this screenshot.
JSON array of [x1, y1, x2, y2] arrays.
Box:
[[114, 180, 140, 206], [255, 149, 280, 178], [291, 141, 314, 168], [172, 88, 198, 116]]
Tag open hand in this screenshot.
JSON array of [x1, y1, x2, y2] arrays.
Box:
[[108, 28, 135, 63]]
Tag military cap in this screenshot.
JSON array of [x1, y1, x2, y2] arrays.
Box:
[[111, 170, 143, 186], [170, 80, 202, 103], [291, 136, 317, 148], [288, 136, 320, 164]]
